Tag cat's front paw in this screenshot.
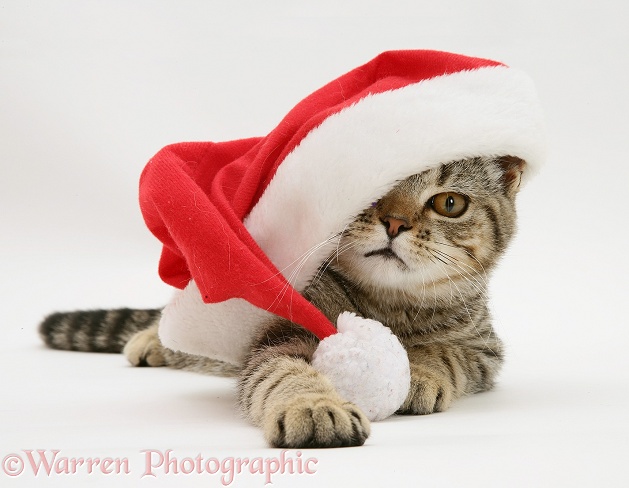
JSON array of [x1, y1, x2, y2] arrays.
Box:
[[264, 393, 370, 448], [123, 327, 166, 367], [397, 364, 454, 415]]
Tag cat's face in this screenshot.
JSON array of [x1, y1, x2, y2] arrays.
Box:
[[334, 157, 524, 293]]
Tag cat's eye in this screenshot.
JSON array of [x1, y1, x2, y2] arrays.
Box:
[[430, 192, 468, 218]]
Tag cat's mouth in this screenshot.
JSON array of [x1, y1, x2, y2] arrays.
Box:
[[364, 247, 407, 268]]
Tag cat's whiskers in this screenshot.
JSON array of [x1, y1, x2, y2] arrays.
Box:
[[427, 247, 489, 301], [423, 254, 440, 324], [431, 270, 438, 323], [432, 248, 489, 290], [412, 262, 430, 323], [427, 252, 457, 306], [334, 223, 351, 264], [273, 230, 366, 313], [422, 238, 489, 295], [433, 240, 490, 287], [309, 241, 359, 288], [309, 225, 356, 287], [253, 232, 343, 286], [426, 248, 489, 307], [263, 233, 344, 313], [428, 249, 496, 355]]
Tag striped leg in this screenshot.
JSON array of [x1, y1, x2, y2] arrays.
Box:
[[239, 320, 370, 448]]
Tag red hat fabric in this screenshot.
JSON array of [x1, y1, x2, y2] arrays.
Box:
[[139, 50, 545, 364]]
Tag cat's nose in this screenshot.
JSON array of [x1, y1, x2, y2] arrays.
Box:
[[381, 216, 411, 238]]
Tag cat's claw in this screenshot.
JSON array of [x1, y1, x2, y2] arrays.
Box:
[[264, 393, 370, 448], [396, 365, 454, 415]]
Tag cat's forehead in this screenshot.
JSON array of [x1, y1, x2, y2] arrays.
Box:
[[400, 158, 498, 193]]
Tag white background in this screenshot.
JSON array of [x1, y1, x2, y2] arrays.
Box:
[[2, 1, 628, 486]]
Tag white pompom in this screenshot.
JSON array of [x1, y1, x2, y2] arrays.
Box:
[[311, 312, 410, 421]]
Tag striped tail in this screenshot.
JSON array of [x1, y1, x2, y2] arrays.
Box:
[[39, 308, 161, 353]]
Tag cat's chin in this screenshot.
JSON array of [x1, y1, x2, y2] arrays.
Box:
[[364, 248, 409, 270], [342, 258, 426, 292], [337, 252, 467, 299]]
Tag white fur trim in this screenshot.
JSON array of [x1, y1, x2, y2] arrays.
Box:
[[159, 281, 273, 364]]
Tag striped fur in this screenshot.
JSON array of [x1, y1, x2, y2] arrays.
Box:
[[40, 308, 161, 354], [40, 156, 524, 448]]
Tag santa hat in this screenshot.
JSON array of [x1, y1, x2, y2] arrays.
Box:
[[139, 50, 545, 421]]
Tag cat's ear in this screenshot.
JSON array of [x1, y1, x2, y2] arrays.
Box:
[[497, 156, 526, 195]]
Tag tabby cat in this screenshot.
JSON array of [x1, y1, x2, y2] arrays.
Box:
[[40, 155, 524, 448]]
